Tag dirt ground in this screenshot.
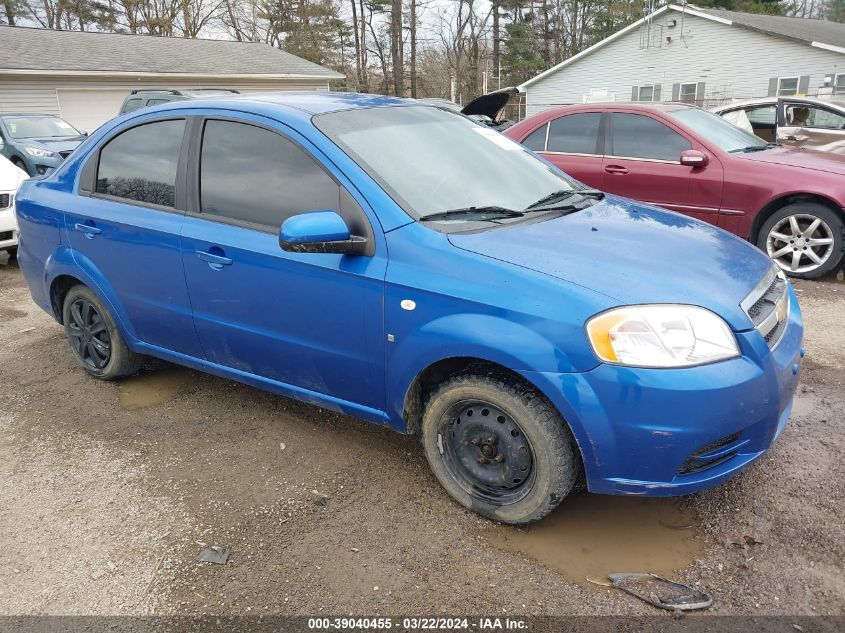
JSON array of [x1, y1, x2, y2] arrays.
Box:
[[0, 252, 843, 618]]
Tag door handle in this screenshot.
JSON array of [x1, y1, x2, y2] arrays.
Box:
[[73, 222, 102, 238], [196, 249, 233, 270], [604, 165, 629, 175], [785, 135, 798, 141]]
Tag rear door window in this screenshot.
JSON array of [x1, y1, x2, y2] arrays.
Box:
[[610, 113, 691, 161], [199, 119, 340, 229], [95, 119, 185, 208], [546, 113, 601, 154]]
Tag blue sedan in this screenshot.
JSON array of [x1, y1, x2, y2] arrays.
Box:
[[14, 92, 803, 524]]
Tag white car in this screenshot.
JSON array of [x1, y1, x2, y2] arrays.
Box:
[[0, 155, 28, 256]]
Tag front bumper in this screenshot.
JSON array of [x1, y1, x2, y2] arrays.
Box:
[[522, 285, 803, 496], [0, 194, 18, 249]]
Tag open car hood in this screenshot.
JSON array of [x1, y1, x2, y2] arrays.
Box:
[[461, 87, 518, 122]]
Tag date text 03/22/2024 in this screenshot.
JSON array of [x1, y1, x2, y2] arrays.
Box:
[[307, 617, 528, 630]]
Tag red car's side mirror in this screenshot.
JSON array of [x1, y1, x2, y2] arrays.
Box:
[[680, 149, 709, 168]]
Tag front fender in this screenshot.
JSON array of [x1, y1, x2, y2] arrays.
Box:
[[386, 312, 597, 431], [45, 246, 138, 345]]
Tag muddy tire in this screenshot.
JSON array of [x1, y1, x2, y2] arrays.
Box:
[[62, 285, 141, 380], [421, 373, 578, 525], [757, 202, 844, 279]]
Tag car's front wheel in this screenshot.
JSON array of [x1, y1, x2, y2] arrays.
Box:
[[758, 202, 844, 279], [62, 285, 141, 380], [421, 373, 578, 525]]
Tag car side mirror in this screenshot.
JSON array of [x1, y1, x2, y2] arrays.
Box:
[[279, 210, 369, 255], [680, 149, 709, 168]]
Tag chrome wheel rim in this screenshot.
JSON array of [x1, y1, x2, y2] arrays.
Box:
[[766, 213, 834, 274]]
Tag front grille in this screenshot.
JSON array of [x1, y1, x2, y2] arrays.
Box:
[[0, 193, 9, 209], [741, 268, 789, 349], [0, 230, 13, 242], [678, 432, 743, 475], [59, 150, 74, 159]]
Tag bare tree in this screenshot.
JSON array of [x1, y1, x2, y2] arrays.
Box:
[[390, 0, 403, 96]]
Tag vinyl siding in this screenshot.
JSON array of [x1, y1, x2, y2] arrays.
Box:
[[525, 10, 845, 116], [0, 75, 329, 124]]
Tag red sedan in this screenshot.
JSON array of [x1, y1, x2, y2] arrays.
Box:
[[505, 103, 845, 279]]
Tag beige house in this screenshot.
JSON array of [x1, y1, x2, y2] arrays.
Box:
[[0, 26, 344, 132]]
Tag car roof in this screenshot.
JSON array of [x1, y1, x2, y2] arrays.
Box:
[[163, 91, 416, 116], [538, 102, 692, 116]]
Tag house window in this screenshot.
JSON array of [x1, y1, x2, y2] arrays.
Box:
[[637, 86, 654, 101], [632, 84, 662, 102], [777, 77, 799, 96], [835, 74, 845, 95], [679, 83, 698, 103]]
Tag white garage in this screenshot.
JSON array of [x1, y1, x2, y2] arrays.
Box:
[[56, 89, 132, 133], [0, 26, 344, 132]]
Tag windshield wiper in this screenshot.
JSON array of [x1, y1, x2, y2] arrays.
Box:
[[730, 143, 776, 153], [524, 188, 605, 212], [420, 206, 525, 222]]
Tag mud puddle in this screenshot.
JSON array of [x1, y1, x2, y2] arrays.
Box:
[[119, 368, 197, 410], [486, 494, 704, 587]]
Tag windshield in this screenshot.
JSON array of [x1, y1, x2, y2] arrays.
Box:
[[3, 115, 81, 139], [668, 107, 767, 153], [314, 106, 580, 219]]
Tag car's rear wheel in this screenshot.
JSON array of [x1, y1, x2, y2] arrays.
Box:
[[62, 285, 140, 380], [757, 202, 844, 279], [421, 373, 578, 525]]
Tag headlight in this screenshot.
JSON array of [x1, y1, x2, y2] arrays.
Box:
[[24, 146, 54, 158], [586, 305, 739, 368]]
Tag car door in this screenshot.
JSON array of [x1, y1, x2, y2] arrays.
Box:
[[179, 116, 386, 410], [601, 112, 723, 223], [778, 100, 845, 155], [532, 112, 604, 187], [65, 117, 203, 357]]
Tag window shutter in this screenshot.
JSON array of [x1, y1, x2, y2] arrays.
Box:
[[768, 77, 778, 96], [653, 84, 662, 102], [798, 75, 810, 95], [671, 83, 680, 101], [696, 82, 706, 104], [631, 86, 639, 102]]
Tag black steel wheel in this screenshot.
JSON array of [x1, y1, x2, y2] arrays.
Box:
[[62, 285, 141, 380], [439, 401, 535, 505], [67, 297, 112, 371], [422, 372, 579, 525]]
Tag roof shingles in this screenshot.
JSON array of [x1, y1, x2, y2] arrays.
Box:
[[0, 26, 344, 78], [700, 7, 845, 47]]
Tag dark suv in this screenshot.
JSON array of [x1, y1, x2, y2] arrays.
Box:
[[118, 89, 240, 115]]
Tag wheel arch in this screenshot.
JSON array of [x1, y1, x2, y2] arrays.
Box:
[[45, 251, 138, 346], [750, 192, 844, 242], [402, 355, 589, 490]]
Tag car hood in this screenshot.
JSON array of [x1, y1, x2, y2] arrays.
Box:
[[447, 196, 774, 331], [736, 145, 845, 175], [23, 137, 85, 152], [461, 87, 518, 122]]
